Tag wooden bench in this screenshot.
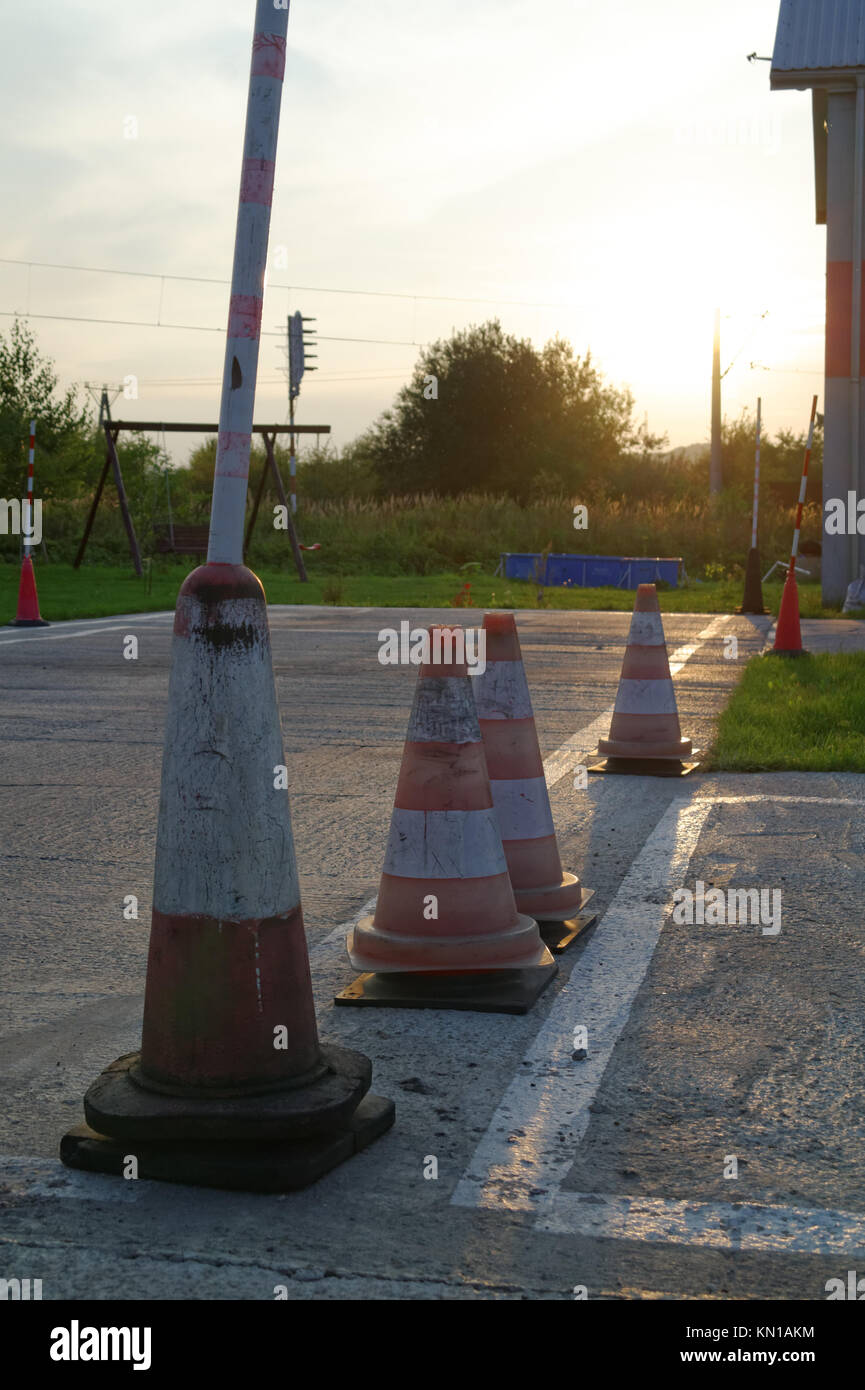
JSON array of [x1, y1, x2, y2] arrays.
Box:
[[155, 524, 210, 557]]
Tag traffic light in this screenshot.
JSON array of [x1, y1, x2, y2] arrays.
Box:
[[288, 310, 317, 399]]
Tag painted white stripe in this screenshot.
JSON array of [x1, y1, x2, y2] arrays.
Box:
[[627, 610, 666, 646], [490, 776, 555, 840], [0, 616, 174, 647], [383, 806, 507, 880], [534, 1192, 865, 1256], [613, 677, 677, 716], [451, 794, 712, 1212], [474, 660, 534, 720], [541, 616, 730, 788]]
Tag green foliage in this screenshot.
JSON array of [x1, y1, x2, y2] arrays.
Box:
[[360, 319, 666, 501]]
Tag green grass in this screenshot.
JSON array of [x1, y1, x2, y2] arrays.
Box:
[[0, 562, 842, 623], [707, 652, 865, 772]]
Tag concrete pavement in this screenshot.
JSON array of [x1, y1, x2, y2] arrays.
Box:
[[1, 604, 862, 1300]]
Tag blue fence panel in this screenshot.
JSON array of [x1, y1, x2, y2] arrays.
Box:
[[499, 553, 681, 590]]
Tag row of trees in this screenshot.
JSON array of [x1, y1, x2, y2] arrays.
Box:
[[0, 316, 822, 566]]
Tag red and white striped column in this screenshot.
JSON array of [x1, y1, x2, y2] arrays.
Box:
[[824, 86, 865, 602]]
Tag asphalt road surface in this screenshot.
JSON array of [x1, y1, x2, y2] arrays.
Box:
[[2, 604, 864, 1300]]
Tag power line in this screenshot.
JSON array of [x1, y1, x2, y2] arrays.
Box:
[[0, 308, 420, 347], [0, 254, 568, 310]]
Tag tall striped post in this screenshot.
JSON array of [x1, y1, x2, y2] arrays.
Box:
[[770, 395, 817, 657], [24, 420, 35, 560], [207, 5, 286, 564], [10, 418, 49, 627], [789, 395, 818, 579], [738, 398, 767, 614], [62, 0, 393, 1192], [751, 398, 761, 553]]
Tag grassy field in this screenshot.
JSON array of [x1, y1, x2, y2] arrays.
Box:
[[707, 652, 865, 772], [0, 561, 840, 622]]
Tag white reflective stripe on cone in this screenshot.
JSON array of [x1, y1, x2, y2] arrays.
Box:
[[614, 678, 678, 716], [383, 807, 507, 879], [627, 611, 666, 646], [490, 777, 556, 840], [406, 677, 481, 744], [474, 661, 534, 720]]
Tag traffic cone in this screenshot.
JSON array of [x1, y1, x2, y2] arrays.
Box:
[[591, 584, 699, 776], [736, 546, 767, 615], [475, 611, 595, 952], [337, 624, 557, 1014], [767, 569, 807, 657], [10, 554, 49, 627], [61, 564, 394, 1191]]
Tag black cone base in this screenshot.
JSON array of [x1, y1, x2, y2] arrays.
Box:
[[589, 757, 701, 778], [82, 1046, 374, 1142], [736, 547, 767, 615], [335, 961, 558, 1015], [539, 910, 598, 953], [9, 617, 50, 627], [60, 1093, 395, 1194]]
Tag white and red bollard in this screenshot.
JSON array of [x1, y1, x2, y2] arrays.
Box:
[[61, 0, 393, 1191]]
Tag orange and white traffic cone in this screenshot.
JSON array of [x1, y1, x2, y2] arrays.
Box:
[[768, 570, 806, 657], [475, 611, 595, 951], [10, 554, 49, 627], [338, 624, 557, 1013], [592, 584, 698, 776]]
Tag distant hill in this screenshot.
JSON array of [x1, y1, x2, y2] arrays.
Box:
[[663, 443, 707, 465]]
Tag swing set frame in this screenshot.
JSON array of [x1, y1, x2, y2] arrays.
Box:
[[73, 397, 330, 582]]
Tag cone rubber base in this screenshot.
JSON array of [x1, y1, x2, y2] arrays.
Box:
[[514, 873, 587, 922], [82, 1047, 373, 1142], [334, 958, 558, 1015], [589, 756, 701, 778], [60, 1093, 395, 1194], [538, 907, 598, 953], [9, 617, 49, 627]]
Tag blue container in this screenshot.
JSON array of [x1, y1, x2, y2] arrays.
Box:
[[498, 553, 682, 590]]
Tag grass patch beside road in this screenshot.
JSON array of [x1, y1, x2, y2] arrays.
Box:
[[0, 562, 838, 623], [707, 652, 865, 772]]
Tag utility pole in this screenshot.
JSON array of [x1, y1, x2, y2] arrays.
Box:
[[710, 306, 722, 495]]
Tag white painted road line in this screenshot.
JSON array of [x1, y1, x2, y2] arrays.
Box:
[[534, 1192, 865, 1257], [451, 792, 712, 1213], [0, 613, 174, 647], [541, 615, 731, 788]]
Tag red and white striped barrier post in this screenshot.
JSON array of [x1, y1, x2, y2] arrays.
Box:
[[24, 420, 35, 559], [10, 419, 49, 627], [788, 394, 818, 580], [751, 398, 762, 552], [738, 398, 768, 614], [771, 394, 818, 656], [62, 0, 393, 1192]]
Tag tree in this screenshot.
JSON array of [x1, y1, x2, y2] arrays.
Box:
[[0, 317, 90, 498], [362, 320, 663, 501]]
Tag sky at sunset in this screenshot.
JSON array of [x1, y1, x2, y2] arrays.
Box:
[[0, 0, 827, 466]]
